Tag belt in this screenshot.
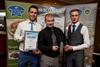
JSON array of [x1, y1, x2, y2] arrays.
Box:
[[20, 50, 32, 55]]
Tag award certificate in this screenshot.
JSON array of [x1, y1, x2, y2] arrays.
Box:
[[24, 31, 38, 50]]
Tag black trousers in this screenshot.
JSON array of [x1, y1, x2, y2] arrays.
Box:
[[65, 51, 84, 67], [92, 54, 100, 67], [0, 54, 7, 67]]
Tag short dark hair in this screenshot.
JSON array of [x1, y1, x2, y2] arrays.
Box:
[[28, 5, 38, 12], [69, 9, 81, 15]]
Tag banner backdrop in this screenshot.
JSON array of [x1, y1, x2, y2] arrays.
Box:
[[6, 1, 97, 67], [6, 1, 65, 67]]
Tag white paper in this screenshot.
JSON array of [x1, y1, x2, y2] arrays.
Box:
[[24, 31, 38, 50]]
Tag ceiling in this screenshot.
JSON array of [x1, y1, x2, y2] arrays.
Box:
[[7, 0, 98, 6]]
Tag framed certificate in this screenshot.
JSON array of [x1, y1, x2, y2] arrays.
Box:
[[24, 31, 39, 50]]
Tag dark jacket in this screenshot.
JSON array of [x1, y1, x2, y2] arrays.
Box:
[[37, 27, 67, 57]]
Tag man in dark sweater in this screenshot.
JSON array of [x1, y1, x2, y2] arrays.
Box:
[[37, 13, 66, 67], [64, 9, 90, 67]]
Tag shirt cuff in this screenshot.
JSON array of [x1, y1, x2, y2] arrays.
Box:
[[18, 36, 24, 42], [72, 45, 82, 51], [72, 46, 77, 51], [72, 44, 90, 51]]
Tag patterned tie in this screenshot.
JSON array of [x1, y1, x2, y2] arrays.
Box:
[[51, 29, 57, 45], [72, 25, 76, 33]]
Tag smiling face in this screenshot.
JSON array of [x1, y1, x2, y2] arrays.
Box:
[[28, 7, 38, 22], [70, 10, 80, 24], [45, 14, 54, 28]]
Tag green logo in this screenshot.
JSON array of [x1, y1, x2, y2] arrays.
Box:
[[84, 9, 91, 16]]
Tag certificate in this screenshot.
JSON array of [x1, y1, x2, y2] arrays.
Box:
[[24, 31, 39, 50]]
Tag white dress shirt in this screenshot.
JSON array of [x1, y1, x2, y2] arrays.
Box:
[[14, 19, 42, 51], [66, 22, 90, 51]]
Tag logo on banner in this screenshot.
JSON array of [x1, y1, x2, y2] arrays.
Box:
[[84, 9, 91, 16], [8, 6, 24, 16], [38, 7, 65, 15]]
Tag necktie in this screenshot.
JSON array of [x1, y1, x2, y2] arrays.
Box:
[[30, 22, 33, 31], [29, 22, 33, 54], [51, 29, 57, 45], [72, 25, 76, 33]]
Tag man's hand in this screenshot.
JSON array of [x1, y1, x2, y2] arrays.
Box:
[[18, 37, 24, 43], [64, 45, 73, 52], [33, 49, 41, 55], [52, 45, 59, 52]]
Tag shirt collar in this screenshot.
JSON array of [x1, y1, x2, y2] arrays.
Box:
[[27, 19, 37, 25], [46, 26, 55, 31], [71, 22, 80, 27]]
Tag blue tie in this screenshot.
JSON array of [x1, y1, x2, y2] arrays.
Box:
[[29, 22, 33, 54], [30, 22, 33, 31]]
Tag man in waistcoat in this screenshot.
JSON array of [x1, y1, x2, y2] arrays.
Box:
[[64, 9, 90, 67]]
